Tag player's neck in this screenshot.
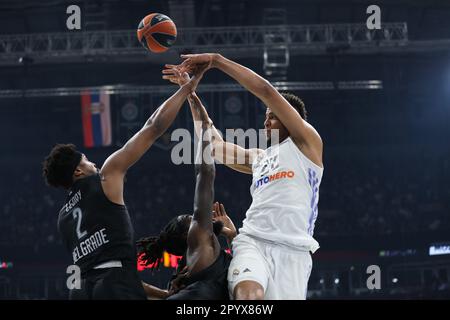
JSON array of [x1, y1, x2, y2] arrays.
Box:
[[267, 135, 289, 147]]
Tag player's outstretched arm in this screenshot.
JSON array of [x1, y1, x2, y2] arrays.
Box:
[[190, 121, 216, 237], [162, 65, 261, 174], [98, 66, 207, 204], [179, 53, 323, 165], [101, 69, 204, 176], [188, 92, 260, 174], [186, 119, 221, 273]]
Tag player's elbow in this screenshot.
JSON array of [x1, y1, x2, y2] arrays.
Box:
[[256, 79, 275, 100], [145, 119, 164, 139]]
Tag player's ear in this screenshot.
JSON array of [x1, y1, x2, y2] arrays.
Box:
[[73, 167, 83, 177]]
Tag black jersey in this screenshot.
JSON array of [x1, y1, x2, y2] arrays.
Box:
[[167, 250, 232, 300], [57, 174, 136, 274]]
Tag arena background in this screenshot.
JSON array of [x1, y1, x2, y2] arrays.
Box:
[[0, 0, 449, 300]]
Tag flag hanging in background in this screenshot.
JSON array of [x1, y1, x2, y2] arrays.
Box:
[[81, 90, 112, 148]]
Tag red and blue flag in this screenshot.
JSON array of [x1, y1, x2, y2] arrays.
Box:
[[81, 90, 112, 148]]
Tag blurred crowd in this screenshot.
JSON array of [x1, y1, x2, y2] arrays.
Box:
[[1, 149, 448, 247], [316, 154, 450, 237]]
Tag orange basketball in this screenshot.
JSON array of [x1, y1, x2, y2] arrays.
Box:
[[137, 13, 177, 53]]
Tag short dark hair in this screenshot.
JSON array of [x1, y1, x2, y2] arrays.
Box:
[[42, 144, 82, 189], [281, 92, 307, 121]]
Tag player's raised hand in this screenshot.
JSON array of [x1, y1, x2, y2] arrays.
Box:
[[182, 62, 209, 93], [179, 53, 216, 73], [212, 202, 237, 239], [162, 64, 190, 86]]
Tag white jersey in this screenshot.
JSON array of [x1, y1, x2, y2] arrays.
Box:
[[240, 137, 323, 253]]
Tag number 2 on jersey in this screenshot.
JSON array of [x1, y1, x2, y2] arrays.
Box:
[[72, 208, 87, 239]]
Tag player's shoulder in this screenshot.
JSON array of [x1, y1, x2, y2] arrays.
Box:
[[292, 121, 323, 152], [84, 173, 101, 185], [289, 132, 323, 168], [73, 174, 101, 197], [304, 121, 323, 143]]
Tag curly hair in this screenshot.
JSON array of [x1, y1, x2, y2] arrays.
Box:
[[136, 215, 190, 270], [137, 215, 224, 270], [280, 92, 308, 121], [42, 144, 82, 189]]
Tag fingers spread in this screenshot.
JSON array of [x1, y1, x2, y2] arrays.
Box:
[[180, 59, 192, 68], [162, 69, 178, 74]]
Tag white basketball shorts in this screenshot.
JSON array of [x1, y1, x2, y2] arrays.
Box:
[[227, 233, 313, 300]]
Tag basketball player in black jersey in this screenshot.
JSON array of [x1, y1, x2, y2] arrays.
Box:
[[137, 99, 237, 300], [42, 65, 207, 300]]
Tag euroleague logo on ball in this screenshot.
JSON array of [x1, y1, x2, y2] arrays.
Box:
[[137, 13, 177, 53]]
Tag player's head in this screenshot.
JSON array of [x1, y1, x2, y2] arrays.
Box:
[[137, 214, 223, 269], [42, 143, 97, 189], [264, 92, 307, 143]]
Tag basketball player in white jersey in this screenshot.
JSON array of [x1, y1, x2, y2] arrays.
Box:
[[163, 53, 323, 300]]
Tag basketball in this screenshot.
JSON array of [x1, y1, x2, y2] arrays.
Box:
[[137, 13, 177, 53]]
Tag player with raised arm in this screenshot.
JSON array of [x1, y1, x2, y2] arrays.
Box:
[[164, 53, 324, 300], [137, 99, 235, 299], [42, 66, 206, 300]]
